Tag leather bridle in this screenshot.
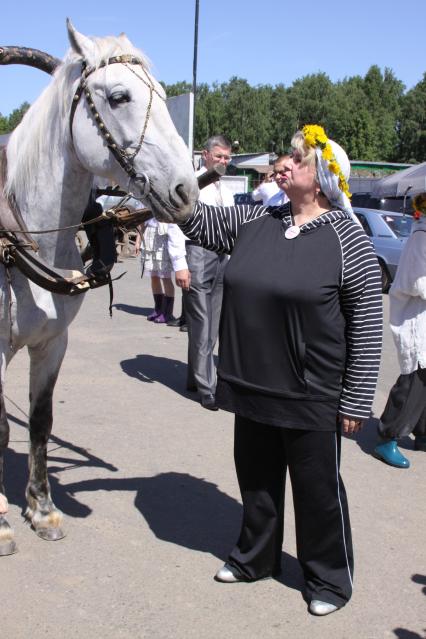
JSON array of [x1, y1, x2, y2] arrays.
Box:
[[69, 54, 164, 200]]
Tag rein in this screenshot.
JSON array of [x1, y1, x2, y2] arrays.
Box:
[[0, 194, 143, 235], [0, 147, 152, 301]]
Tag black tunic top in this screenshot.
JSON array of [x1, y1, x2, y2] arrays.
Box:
[[180, 203, 383, 431]]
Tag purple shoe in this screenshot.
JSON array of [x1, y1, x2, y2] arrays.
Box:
[[147, 310, 160, 321], [154, 296, 175, 324], [147, 293, 164, 321]]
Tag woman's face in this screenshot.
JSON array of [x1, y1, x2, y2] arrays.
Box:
[[278, 151, 317, 197]]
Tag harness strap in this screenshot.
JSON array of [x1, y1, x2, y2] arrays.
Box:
[[0, 235, 117, 296]]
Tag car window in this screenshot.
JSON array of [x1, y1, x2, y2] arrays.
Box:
[[234, 193, 256, 205], [355, 213, 372, 236], [381, 214, 413, 238]]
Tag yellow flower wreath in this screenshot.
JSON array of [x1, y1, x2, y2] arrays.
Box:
[[302, 125, 351, 199]]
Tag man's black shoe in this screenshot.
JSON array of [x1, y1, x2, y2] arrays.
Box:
[[167, 316, 184, 327], [200, 394, 218, 411], [179, 324, 188, 332]]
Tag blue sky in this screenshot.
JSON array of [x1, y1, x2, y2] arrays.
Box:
[[1, 0, 425, 116]]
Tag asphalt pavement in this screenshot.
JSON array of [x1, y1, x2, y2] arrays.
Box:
[[1, 255, 425, 639]]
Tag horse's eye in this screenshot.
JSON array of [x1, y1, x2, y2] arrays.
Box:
[[108, 91, 130, 107]]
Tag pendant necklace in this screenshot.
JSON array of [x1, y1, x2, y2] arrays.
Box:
[[285, 212, 300, 240]]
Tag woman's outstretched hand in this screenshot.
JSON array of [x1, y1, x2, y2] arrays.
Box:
[[340, 415, 364, 435]]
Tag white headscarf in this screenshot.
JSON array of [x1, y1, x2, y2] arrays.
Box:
[[315, 140, 361, 225]]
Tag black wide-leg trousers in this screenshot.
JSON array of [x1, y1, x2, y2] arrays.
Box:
[[228, 415, 354, 607], [378, 367, 426, 440]]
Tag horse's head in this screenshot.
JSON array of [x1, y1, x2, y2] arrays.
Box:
[[66, 20, 198, 222]]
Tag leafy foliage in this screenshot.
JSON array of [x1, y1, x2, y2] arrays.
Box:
[[0, 102, 30, 134], [165, 66, 424, 162], [3, 66, 426, 162], [398, 73, 426, 162]]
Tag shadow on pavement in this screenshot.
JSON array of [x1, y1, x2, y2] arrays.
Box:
[[393, 629, 425, 638], [391, 575, 426, 638], [5, 414, 303, 593], [352, 416, 378, 456], [352, 416, 416, 459], [412, 573, 426, 595], [4, 447, 93, 518], [4, 411, 118, 517], [120, 353, 195, 400], [63, 471, 304, 593], [112, 303, 150, 317]]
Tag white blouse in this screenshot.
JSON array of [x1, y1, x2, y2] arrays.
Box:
[[389, 218, 426, 374]]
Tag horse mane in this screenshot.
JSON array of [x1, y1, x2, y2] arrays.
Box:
[[5, 34, 152, 199]]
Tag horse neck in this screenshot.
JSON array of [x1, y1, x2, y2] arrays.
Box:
[[9, 123, 92, 266]]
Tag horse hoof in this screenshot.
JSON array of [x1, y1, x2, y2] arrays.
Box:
[[26, 506, 65, 540], [0, 517, 17, 555], [0, 539, 18, 555], [36, 527, 66, 541]]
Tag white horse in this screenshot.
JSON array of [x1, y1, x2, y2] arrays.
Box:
[[0, 20, 198, 555]]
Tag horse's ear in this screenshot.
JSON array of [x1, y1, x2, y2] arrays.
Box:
[[118, 32, 133, 48], [66, 18, 96, 62]]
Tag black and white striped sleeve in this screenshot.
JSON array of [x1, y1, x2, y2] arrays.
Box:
[[179, 202, 268, 254], [333, 220, 383, 419]]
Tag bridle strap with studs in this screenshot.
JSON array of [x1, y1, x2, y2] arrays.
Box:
[[69, 56, 161, 191]]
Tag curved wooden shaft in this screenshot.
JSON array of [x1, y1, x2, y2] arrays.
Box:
[[0, 46, 60, 75]]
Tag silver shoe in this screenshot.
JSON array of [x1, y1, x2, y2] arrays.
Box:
[[214, 564, 241, 583], [309, 600, 339, 616]]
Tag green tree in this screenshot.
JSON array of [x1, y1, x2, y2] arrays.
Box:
[[398, 73, 426, 162], [162, 81, 192, 97], [221, 77, 273, 152], [362, 66, 403, 160], [4, 102, 30, 132], [0, 113, 8, 135], [327, 77, 377, 159], [194, 82, 226, 147], [269, 84, 294, 154], [287, 73, 335, 131]]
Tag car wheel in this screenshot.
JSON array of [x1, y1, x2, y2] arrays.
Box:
[[378, 259, 391, 293]]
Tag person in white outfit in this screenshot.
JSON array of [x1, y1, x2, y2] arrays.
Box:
[[374, 192, 426, 468], [252, 157, 291, 207], [251, 171, 280, 205], [135, 219, 190, 323], [267, 155, 291, 206]]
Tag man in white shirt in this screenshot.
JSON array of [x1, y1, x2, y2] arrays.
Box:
[[184, 135, 234, 410]]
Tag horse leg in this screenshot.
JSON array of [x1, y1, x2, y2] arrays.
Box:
[[25, 334, 68, 540], [0, 367, 17, 555]]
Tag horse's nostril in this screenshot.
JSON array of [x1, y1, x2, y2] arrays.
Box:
[[175, 184, 189, 206]]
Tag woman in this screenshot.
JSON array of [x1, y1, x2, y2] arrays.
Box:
[[179, 125, 383, 615], [135, 218, 190, 323], [374, 192, 426, 468]]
